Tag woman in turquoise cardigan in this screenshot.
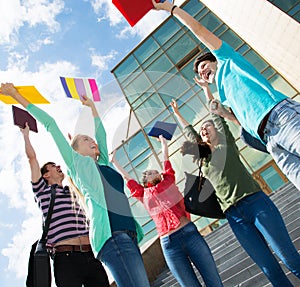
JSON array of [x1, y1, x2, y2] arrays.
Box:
[[1, 83, 150, 287]]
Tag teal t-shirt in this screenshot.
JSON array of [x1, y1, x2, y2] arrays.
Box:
[[212, 41, 287, 139], [26, 104, 144, 257]]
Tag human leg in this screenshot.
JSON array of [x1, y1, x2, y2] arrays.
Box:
[[226, 192, 294, 287], [249, 192, 300, 279], [81, 252, 109, 287], [160, 227, 202, 287], [160, 222, 223, 287], [53, 252, 88, 287], [98, 231, 150, 287], [263, 98, 300, 190], [181, 222, 223, 287]]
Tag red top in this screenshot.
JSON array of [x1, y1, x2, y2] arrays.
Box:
[[127, 160, 189, 236]]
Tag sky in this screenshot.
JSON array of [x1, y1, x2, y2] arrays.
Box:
[[0, 0, 180, 285]]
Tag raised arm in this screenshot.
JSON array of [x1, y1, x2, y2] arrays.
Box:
[[170, 99, 189, 128], [0, 83, 30, 108], [152, 0, 222, 51], [159, 135, 169, 161], [194, 80, 241, 126], [1, 83, 76, 168], [20, 123, 41, 182], [81, 96, 109, 165], [194, 77, 214, 101], [211, 103, 240, 126], [110, 150, 133, 182], [81, 95, 99, 118]]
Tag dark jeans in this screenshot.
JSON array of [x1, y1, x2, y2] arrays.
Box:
[[53, 251, 109, 287], [226, 191, 300, 286]]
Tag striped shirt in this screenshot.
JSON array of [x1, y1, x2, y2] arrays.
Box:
[[32, 177, 89, 246]]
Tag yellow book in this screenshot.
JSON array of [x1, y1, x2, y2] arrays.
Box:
[[0, 86, 50, 104]]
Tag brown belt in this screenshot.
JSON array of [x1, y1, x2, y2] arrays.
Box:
[[50, 244, 92, 254], [257, 111, 271, 139]]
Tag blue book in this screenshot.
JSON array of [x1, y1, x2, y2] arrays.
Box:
[[148, 121, 177, 140]]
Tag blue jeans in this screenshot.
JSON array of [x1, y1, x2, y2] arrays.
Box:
[[262, 98, 300, 190], [226, 191, 300, 287], [160, 222, 223, 287], [97, 231, 150, 287]]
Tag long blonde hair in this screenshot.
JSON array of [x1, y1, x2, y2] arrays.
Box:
[[68, 176, 88, 217]]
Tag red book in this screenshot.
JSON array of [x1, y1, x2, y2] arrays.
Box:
[[113, 0, 161, 27]]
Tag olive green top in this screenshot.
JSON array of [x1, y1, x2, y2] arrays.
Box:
[[184, 113, 261, 212]]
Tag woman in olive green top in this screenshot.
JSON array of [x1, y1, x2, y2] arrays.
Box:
[[171, 83, 300, 286]]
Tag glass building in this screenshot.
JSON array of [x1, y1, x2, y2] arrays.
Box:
[[110, 0, 300, 245]]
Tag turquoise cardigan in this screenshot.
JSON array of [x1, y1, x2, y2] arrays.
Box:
[[27, 104, 144, 257]]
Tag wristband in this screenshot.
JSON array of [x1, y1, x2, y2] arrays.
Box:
[[171, 5, 177, 16]]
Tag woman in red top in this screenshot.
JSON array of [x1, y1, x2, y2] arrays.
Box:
[[112, 135, 223, 287]]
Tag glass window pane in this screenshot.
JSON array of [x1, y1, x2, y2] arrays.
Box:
[[166, 34, 198, 64], [183, 0, 205, 17], [199, 13, 222, 31], [135, 94, 166, 126], [180, 57, 196, 81], [243, 50, 268, 72], [131, 149, 153, 168], [240, 147, 272, 171], [114, 55, 139, 83], [145, 54, 173, 82], [164, 29, 185, 51], [124, 73, 152, 104], [269, 0, 298, 11], [154, 67, 177, 89], [135, 155, 161, 175], [153, 18, 181, 46], [131, 91, 153, 110], [125, 131, 149, 160], [134, 37, 160, 63], [219, 30, 243, 49], [193, 217, 215, 229], [259, 166, 286, 192], [269, 74, 298, 97], [262, 66, 276, 79], [141, 49, 164, 70], [158, 74, 191, 101]]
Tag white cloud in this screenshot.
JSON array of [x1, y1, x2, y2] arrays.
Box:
[[0, 0, 64, 45], [89, 0, 168, 40], [2, 216, 41, 278], [22, 0, 64, 31], [29, 36, 54, 52], [90, 0, 123, 26], [90, 49, 118, 72], [116, 10, 168, 40], [0, 0, 24, 44]]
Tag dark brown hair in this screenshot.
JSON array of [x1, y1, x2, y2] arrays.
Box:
[[193, 52, 217, 73], [40, 162, 55, 184]]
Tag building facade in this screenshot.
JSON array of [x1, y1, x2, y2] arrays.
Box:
[[111, 0, 300, 244]]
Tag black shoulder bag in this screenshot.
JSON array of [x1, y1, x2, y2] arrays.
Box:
[[26, 184, 57, 287], [183, 159, 225, 219]]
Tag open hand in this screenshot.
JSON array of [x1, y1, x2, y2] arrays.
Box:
[[170, 99, 179, 114], [193, 76, 209, 89]]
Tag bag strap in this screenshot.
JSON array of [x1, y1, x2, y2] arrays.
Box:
[[197, 158, 203, 177], [40, 184, 57, 243], [197, 158, 204, 191]]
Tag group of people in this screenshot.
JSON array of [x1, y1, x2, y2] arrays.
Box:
[[1, 1, 300, 286]]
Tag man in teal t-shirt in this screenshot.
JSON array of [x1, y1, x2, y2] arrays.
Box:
[[152, 0, 300, 191]]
